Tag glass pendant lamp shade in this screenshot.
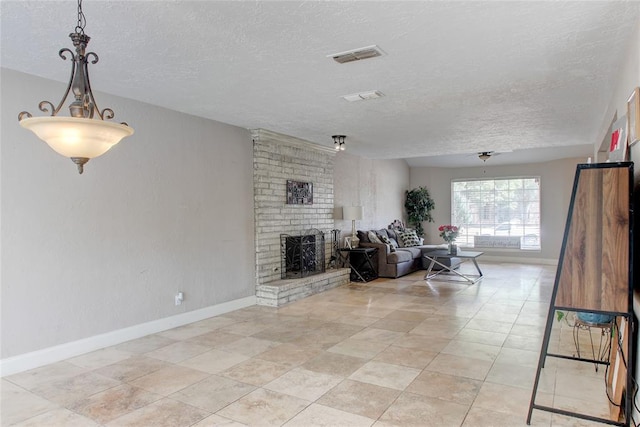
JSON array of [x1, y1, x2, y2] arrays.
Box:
[[21, 116, 133, 159], [17, 0, 133, 174]]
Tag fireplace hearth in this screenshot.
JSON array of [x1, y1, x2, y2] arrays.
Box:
[[281, 229, 325, 279]]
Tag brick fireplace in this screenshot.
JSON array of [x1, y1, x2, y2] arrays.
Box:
[[252, 129, 349, 306]]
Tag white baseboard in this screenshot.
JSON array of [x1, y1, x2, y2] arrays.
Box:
[[0, 295, 256, 377]]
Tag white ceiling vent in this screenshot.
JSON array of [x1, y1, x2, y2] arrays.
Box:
[[328, 45, 384, 64], [342, 90, 384, 102]]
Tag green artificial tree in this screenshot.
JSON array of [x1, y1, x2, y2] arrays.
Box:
[[405, 186, 435, 237]]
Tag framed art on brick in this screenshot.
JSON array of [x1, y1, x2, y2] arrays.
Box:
[[286, 180, 313, 205]]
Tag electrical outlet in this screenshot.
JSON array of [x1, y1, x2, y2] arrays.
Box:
[[175, 291, 184, 306]]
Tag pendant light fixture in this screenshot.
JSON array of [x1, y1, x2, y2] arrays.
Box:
[[332, 135, 346, 151], [18, 0, 133, 174], [478, 152, 492, 162]]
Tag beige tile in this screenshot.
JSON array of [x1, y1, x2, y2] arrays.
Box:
[[70, 384, 162, 424], [192, 414, 248, 426], [7, 361, 88, 390], [170, 375, 255, 412], [503, 334, 543, 352], [465, 318, 514, 334], [115, 334, 178, 354], [335, 313, 380, 327], [317, 379, 400, 419], [67, 348, 133, 369], [288, 330, 353, 350], [191, 316, 241, 331], [264, 367, 342, 401], [373, 345, 437, 369], [462, 406, 551, 427], [378, 391, 469, 426], [158, 323, 219, 340], [441, 340, 502, 362], [217, 320, 272, 336], [495, 347, 540, 368], [218, 336, 280, 357], [510, 324, 545, 338], [370, 318, 421, 333], [129, 365, 209, 396], [257, 343, 323, 367], [30, 371, 121, 407], [554, 372, 608, 403], [472, 382, 552, 416], [454, 328, 508, 346], [285, 403, 376, 426], [179, 349, 249, 374], [145, 341, 212, 363], [410, 321, 466, 339], [350, 327, 405, 345], [327, 338, 389, 359], [406, 371, 482, 405], [0, 380, 59, 426], [220, 358, 292, 386], [187, 330, 245, 348], [349, 361, 421, 391], [383, 309, 431, 322], [250, 325, 306, 342], [106, 397, 210, 426], [486, 362, 555, 393], [344, 306, 395, 319], [96, 355, 169, 382], [424, 353, 493, 381], [216, 388, 310, 426], [302, 351, 367, 377], [551, 395, 611, 420], [550, 414, 608, 426], [393, 334, 451, 352], [12, 407, 99, 427]]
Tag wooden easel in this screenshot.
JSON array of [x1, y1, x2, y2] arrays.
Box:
[[527, 162, 634, 426]]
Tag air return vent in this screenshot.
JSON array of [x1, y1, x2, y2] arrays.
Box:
[[328, 45, 384, 64]]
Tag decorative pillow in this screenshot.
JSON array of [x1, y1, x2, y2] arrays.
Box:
[[397, 229, 421, 247], [379, 234, 399, 249], [377, 229, 389, 239], [386, 228, 397, 241], [367, 231, 383, 244], [357, 230, 370, 243]]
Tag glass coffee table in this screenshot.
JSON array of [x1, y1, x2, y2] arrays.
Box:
[[423, 249, 484, 284]]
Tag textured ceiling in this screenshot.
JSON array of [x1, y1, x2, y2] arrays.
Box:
[[2, 1, 639, 166]]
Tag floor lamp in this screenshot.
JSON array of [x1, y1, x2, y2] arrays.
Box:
[[342, 206, 363, 248]]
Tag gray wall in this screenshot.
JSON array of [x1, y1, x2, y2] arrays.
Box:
[[1, 69, 256, 359], [410, 158, 581, 262], [333, 152, 410, 236]]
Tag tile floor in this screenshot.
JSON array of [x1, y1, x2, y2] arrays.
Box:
[[2, 262, 616, 426]]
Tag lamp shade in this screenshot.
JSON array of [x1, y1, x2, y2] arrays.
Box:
[[342, 206, 363, 221], [20, 116, 134, 159]]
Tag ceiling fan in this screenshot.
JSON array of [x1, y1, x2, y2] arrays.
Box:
[[478, 151, 495, 162]]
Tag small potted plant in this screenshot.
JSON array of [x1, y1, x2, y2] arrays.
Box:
[[438, 224, 460, 254]]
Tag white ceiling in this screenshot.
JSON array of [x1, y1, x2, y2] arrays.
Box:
[[2, 1, 639, 167]]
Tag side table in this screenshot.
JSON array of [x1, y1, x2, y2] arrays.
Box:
[[338, 248, 378, 282]]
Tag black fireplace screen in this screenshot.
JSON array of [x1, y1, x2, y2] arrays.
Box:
[[281, 229, 325, 279]]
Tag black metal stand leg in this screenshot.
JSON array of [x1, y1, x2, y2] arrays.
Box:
[[527, 301, 557, 424]]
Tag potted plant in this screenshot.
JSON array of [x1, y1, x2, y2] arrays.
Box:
[[405, 186, 435, 237]]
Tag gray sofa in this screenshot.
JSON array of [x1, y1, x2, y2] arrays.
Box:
[[357, 227, 456, 278]]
